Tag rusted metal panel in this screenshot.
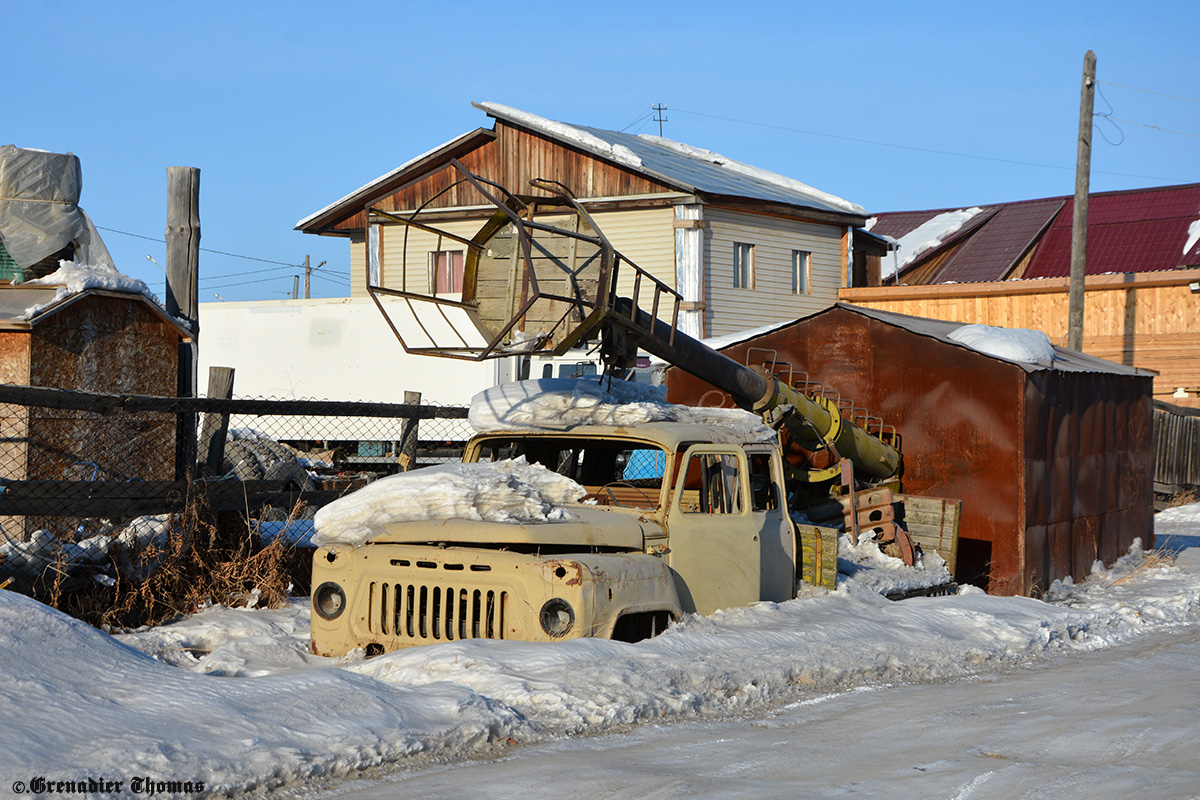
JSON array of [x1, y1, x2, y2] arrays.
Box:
[[663, 304, 1154, 596]]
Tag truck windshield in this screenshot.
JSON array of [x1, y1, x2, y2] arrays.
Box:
[[473, 437, 667, 510]]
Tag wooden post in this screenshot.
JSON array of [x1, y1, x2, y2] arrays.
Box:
[[198, 367, 235, 477], [1068, 51, 1096, 352], [398, 390, 421, 471], [166, 166, 201, 478], [304, 254, 310, 299]]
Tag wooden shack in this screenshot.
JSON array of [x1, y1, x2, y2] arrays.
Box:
[[0, 285, 192, 537], [662, 303, 1155, 596]]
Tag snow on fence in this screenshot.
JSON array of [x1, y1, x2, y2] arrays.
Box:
[[0, 383, 471, 597]]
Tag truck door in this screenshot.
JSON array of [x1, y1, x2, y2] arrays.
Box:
[[667, 444, 760, 615], [746, 445, 796, 602]]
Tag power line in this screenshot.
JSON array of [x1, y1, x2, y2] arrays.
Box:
[[1103, 116, 1200, 140], [1097, 80, 1200, 105], [671, 107, 1188, 183], [97, 225, 305, 268]]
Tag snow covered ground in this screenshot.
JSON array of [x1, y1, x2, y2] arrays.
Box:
[[0, 505, 1198, 798]]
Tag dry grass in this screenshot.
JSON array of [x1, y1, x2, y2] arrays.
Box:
[[56, 492, 299, 630], [1162, 490, 1199, 509], [1106, 548, 1177, 588]]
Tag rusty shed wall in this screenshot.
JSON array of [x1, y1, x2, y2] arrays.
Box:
[[1022, 370, 1154, 594], [662, 306, 1028, 594], [26, 295, 179, 484]]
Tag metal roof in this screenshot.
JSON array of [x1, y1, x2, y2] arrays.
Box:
[[871, 184, 1200, 284], [710, 302, 1148, 377]]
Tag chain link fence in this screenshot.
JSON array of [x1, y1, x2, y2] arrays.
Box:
[[0, 384, 471, 600]]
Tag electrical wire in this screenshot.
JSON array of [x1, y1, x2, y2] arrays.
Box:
[[620, 106, 654, 133], [1097, 80, 1200, 105], [671, 107, 1187, 182]]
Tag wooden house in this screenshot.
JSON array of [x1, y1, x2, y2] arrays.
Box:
[[662, 304, 1154, 597], [297, 102, 888, 342], [842, 184, 1200, 409]]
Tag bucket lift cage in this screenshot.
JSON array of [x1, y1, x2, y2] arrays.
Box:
[[365, 158, 682, 363]]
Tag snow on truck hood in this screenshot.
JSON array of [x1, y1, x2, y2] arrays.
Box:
[[469, 377, 776, 443], [312, 457, 586, 547], [366, 505, 655, 551]]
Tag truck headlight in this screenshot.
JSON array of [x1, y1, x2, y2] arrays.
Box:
[[539, 598, 575, 637], [313, 582, 346, 620]]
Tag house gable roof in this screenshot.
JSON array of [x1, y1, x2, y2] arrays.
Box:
[[872, 183, 1200, 284], [297, 103, 868, 234]]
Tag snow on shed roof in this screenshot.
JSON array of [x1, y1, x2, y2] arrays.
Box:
[[475, 102, 866, 219], [835, 304, 1147, 376]]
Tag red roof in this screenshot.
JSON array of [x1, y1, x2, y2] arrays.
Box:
[[873, 183, 1200, 284]]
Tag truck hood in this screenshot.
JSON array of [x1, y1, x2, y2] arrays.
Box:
[[366, 505, 661, 550]]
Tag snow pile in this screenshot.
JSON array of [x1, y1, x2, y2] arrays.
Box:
[[18, 260, 161, 319], [0, 515, 171, 585], [311, 457, 586, 547], [0, 512, 1194, 795], [477, 102, 643, 170], [1184, 218, 1200, 257], [837, 532, 954, 596], [882, 207, 984, 280], [636, 135, 866, 216], [469, 377, 776, 443], [948, 323, 1057, 368]]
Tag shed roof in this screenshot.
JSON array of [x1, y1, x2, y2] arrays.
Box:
[[0, 285, 193, 340], [711, 303, 1148, 377], [297, 102, 868, 233], [872, 183, 1200, 284]]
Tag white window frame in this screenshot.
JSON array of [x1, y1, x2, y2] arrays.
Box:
[[733, 242, 755, 289], [791, 250, 812, 295]]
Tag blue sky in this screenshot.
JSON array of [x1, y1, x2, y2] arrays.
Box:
[[8, 0, 1198, 302]]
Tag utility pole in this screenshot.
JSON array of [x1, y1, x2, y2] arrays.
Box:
[[303, 255, 326, 299], [652, 103, 668, 136], [165, 166, 201, 479], [1068, 50, 1096, 352]]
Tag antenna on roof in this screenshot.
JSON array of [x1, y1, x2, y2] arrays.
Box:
[[652, 103, 668, 136]]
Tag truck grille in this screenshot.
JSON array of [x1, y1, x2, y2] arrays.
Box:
[[367, 582, 507, 642]]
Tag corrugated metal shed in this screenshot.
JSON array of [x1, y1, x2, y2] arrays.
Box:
[[662, 303, 1154, 596]]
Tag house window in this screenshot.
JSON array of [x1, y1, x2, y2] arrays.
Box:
[[429, 250, 464, 294], [733, 243, 755, 289], [792, 250, 812, 295]]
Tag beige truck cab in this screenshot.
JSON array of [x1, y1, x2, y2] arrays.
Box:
[[310, 422, 798, 656]]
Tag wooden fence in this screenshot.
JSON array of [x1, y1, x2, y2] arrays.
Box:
[[1155, 401, 1200, 496]]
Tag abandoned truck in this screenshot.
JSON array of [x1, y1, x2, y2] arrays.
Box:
[[311, 164, 955, 656], [310, 385, 839, 655]]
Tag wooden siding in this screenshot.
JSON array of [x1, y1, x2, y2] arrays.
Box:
[[841, 268, 1200, 408], [704, 207, 843, 336], [356, 208, 677, 301], [332, 122, 676, 234]]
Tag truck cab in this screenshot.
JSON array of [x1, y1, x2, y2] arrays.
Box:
[[310, 422, 797, 656]]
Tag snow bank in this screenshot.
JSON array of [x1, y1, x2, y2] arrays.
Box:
[[3, 509, 1197, 796], [948, 323, 1057, 368], [0, 516, 171, 584], [883, 207, 984, 280], [469, 377, 776, 443], [311, 457, 586, 547], [18, 260, 161, 320]]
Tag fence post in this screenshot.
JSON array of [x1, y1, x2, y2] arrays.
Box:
[[198, 367, 235, 477], [398, 390, 421, 471]]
